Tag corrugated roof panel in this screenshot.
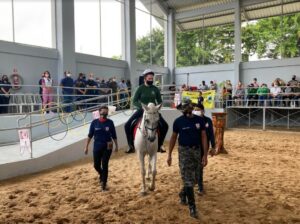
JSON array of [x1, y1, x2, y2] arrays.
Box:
[[175, 0, 234, 13], [181, 14, 234, 30]]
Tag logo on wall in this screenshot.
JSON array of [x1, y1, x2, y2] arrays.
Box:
[[10, 68, 23, 90]]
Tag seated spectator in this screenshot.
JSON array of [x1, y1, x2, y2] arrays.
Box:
[[257, 83, 270, 106], [288, 75, 299, 92], [252, 78, 259, 88], [181, 84, 188, 92], [169, 82, 176, 91], [282, 83, 294, 107], [269, 81, 282, 106], [0, 74, 12, 114], [247, 83, 258, 106], [233, 81, 245, 106], [199, 81, 208, 91], [209, 80, 217, 91]]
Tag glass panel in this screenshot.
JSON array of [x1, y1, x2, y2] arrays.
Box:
[[14, 0, 54, 48], [101, 0, 123, 59], [75, 0, 100, 56], [0, 0, 13, 42]]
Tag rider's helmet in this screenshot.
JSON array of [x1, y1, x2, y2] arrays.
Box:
[[142, 69, 155, 77]]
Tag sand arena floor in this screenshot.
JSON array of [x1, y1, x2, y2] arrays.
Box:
[[0, 130, 299, 224]]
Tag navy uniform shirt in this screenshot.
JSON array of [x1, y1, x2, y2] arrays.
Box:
[[61, 77, 74, 95], [173, 115, 206, 147], [88, 119, 117, 151]]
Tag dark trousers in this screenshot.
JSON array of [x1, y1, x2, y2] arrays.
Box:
[[93, 149, 112, 184], [63, 95, 73, 113], [0, 96, 9, 113], [124, 109, 168, 148], [197, 149, 204, 191]]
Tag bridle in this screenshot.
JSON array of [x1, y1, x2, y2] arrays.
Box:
[[139, 112, 159, 138]]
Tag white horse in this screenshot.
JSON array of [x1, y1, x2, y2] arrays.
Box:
[[134, 103, 161, 195]]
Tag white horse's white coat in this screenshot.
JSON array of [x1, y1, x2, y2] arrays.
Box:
[[134, 103, 161, 195]]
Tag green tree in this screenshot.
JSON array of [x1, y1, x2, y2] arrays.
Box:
[[136, 28, 165, 66]]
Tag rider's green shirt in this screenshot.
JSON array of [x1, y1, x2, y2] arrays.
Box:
[[132, 84, 162, 110]]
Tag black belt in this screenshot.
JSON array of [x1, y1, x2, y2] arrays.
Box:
[[180, 145, 201, 149]]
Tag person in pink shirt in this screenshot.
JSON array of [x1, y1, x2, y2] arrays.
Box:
[[42, 71, 53, 113]]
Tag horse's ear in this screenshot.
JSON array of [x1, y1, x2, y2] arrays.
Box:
[[142, 103, 149, 111], [155, 104, 162, 110]]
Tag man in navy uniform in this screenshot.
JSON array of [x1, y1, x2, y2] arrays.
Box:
[[84, 106, 118, 191], [167, 101, 208, 219]]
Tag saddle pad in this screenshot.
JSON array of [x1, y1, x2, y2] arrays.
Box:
[[133, 119, 141, 140]]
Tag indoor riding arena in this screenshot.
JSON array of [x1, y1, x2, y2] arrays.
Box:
[[0, 0, 299, 224]]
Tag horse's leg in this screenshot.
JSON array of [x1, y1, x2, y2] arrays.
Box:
[[146, 156, 152, 181], [138, 151, 147, 196], [149, 152, 157, 191]]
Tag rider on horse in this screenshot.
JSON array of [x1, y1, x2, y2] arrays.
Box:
[[124, 69, 168, 153]]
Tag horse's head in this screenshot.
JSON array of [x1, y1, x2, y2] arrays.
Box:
[[142, 103, 161, 142]]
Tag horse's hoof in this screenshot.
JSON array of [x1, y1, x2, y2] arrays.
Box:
[[148, 186, 155, 191], [140, 191, 147, 196]]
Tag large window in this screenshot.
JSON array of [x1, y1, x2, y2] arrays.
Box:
[[135, 0, 166, 67], [0, 0, 55, 48], [14, 0, 54, 48], [75, 0, 124, 59], [0, 0, 13, 42], [176, 23, 235, 67], [242, 13, 300, 61], [75, 0, 101, 56]]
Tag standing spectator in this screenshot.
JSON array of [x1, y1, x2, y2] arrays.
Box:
[[257, 84, 270, 106], [74, 73, 86, 101], [209, 80, 217, 91], [118, 79, 128, 102], [269, 81, 282, 106], [233, 81, 245, 106], [0, 75, 12, 113], [108, 77, 118, 104], [86, 73, 98, 108], [167, 101, 208, 218], [42, 71, 53, 114], [60, 71, 74, 113], [84, 105, 118, 191], [38, 72, 45, 101], [74, 73, 87, 109], [126, 79, 131, 96]]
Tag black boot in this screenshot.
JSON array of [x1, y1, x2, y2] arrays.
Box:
[[126, 145, 135, 153], [179, 187, 187, 205], [100, 182, 107, 191], [185, 186, 198, 219]]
